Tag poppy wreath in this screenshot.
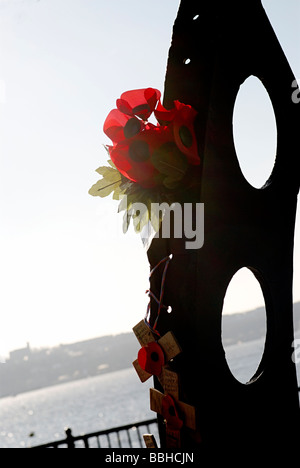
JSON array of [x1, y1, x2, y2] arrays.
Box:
[[89, 88, 200, 234]]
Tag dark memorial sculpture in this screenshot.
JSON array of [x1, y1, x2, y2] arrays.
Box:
[[147, 0, 300, 450]]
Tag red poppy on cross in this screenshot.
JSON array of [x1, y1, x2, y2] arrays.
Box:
[[132, 320, 181, 383]]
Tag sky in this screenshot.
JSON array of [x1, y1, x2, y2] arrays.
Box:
[[0, 0, 299, 357]]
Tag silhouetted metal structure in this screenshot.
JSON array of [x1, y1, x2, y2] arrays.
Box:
[[147, 0, 300, 450]]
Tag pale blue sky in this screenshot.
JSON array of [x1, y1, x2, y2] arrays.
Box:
[[0, 0, 299, 356]]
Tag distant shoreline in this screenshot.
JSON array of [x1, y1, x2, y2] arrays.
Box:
[[0, 303, 299, 399]]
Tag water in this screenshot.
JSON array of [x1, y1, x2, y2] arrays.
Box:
[[0, 336, 299, 448], [0, 368, 154, 448]]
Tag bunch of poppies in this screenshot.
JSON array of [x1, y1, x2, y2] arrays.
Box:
[[103, 88, 199, 189]]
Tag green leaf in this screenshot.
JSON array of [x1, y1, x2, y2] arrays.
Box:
[[108, 159, 117, 169], [152, 142, 188, 181], [103, 145, 110, 156], [89, 160, 126, 198], [89, 177, 122, 198], [162, 176, 182, 190], [112, 185, 123, 200], [95, 165, 120, 182]]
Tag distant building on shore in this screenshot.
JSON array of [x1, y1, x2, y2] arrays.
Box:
[[9, 342, 31, 363]]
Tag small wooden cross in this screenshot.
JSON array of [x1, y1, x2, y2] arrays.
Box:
[[132, 320, 181, 383], [149, 367, 197, 448], [150, 388, 196, 431], [143, 434, 158, 449]]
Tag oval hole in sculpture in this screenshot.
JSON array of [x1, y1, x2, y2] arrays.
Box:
[[233, 76, 277, 189], [222, 267, 267, 384]]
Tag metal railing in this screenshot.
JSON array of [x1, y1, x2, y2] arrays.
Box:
[[30, 418, 158, 449], [30, 387, 300, 448]]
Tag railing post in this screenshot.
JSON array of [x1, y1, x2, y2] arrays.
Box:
[[83, 437, 90, 448], [64, 427, 75, 449]]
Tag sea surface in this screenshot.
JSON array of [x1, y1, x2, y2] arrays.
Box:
[[0, 335, 299, 448]]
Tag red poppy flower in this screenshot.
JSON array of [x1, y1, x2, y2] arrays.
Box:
[[137, 341, 165, 376], [104, 109, 144, 144], [109, 125, 173, 188], [161, 394, 183, 430], [116, 88, 161, 121], [155, 100, 199, 166]]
